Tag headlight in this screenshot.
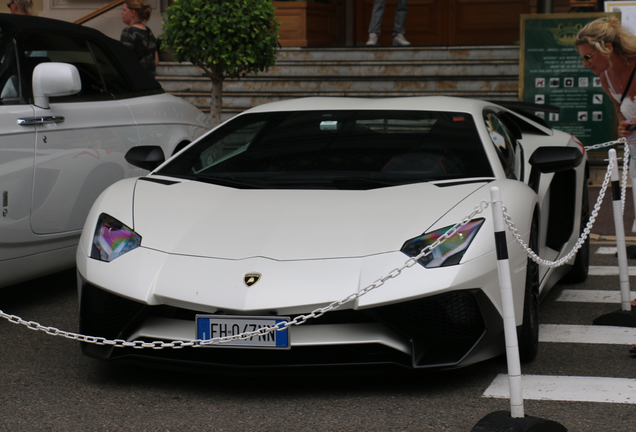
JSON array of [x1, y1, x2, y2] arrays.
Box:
[[91, 213, 141, 262], [401, 219, 484, 268]]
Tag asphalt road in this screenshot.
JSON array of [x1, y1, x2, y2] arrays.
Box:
[[589, 185, 636, 238], [2, 180, 636, 431], [1, 244, 635, 431]]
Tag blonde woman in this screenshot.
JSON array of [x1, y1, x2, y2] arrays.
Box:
[[577, 18, 636, 356], [576, 17, 636, 139], [120, 0, 158, 76]]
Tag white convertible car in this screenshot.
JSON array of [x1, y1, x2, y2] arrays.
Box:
[[77, 97, 588, 370], [0, 14, 209, 288]]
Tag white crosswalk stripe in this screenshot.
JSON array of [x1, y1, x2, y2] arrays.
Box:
[[595, 247, 617, 255], [557, 289, 636, 303], [483, 246, 636, 404], [539, 324, 636, 344], [589, 265, 636, 275], [484, 374, 636, 404]]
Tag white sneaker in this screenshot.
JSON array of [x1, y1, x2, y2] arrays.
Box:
[[393, 34, 411, 46], [366, 33, 379, 46]]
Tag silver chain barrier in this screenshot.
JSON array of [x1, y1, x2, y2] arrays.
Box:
[[0, 139, 627, 348], [0, 201, 491, 349], [584, 138, 625, 151], [504, 139, 625, 268], [619, 143, 629, 214], [582, 138, 628, 214]]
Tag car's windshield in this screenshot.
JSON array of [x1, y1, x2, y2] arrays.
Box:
[[157, 110, 494, 189]]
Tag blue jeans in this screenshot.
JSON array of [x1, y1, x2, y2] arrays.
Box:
[[368, 0, 408, 37]]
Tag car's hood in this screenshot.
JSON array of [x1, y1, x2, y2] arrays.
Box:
[[133, 177, 489, 260]]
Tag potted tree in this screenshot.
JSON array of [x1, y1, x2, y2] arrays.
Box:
[[162, 0, 280, 127]]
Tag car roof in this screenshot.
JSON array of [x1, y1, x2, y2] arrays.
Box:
[[244, 96, 491, 113], [0, 13, 161, 93], [243, 96, 553, 135]]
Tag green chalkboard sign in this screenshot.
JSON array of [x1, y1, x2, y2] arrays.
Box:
[[520, 13, 619, 148]]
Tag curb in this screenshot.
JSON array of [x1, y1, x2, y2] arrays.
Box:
[[590, 233, 636, 243]]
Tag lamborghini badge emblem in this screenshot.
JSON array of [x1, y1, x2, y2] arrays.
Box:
[[244, 273, 261, 287]]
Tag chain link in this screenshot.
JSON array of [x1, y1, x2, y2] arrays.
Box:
[[583, 138, 625, 151], [622, 145, 629, 215], [502, 147, 616, 268], [1, 201, 492, 349], [0, 139, 626, 349], [580, 138, 628, 214]]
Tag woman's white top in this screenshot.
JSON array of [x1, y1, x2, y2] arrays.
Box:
[[605, 70, 636, 120]]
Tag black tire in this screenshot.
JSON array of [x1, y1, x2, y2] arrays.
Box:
[[518, 213, 540, 362], [562, 179, 590, 284]]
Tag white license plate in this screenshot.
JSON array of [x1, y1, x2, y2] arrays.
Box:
[[196, 315, 290, 349]]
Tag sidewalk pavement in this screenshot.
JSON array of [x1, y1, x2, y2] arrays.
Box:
[[589, 186, 636, 242]]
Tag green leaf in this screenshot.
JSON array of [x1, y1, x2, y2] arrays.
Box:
[[162, 0, 279, 124]]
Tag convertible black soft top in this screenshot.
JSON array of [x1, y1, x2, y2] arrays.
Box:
[[0, 13, 162, 93]]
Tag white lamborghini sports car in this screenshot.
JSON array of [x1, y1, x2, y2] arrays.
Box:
[[76, 97, 588, 370]]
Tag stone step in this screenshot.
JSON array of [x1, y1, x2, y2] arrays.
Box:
[[157, 60, 518, 78], [157, 46, 520, 76], [156, 45, 521, 120], [159, 64, 517, 80], [166, 45, 521, 65], [160, 77, 519, 94], [175, 89, 518, 111]]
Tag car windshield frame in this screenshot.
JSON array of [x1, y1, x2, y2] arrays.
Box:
[[0, 34, 23, 105], [157, 109, 495, 190]]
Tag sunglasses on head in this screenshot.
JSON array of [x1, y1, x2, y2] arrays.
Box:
[[6, 1, 13, 6]]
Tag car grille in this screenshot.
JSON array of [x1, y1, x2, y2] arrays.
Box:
[[369, 290, 487, 366], [80, 283, 146, 340], [80, 283, 494, 369]]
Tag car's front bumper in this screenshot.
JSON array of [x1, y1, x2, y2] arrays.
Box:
[[79, 281, 504, 370]]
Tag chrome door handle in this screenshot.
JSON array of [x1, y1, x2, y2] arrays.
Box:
[[17, 116, 65, 126]]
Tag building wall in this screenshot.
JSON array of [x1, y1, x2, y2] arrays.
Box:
[[33, 0, 43, 15], [38, 0, 164, 41], [33, 0, 601, 46], [529, 0, 599, 13]]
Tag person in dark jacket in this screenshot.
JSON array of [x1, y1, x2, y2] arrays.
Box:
[[120, 0, 158, 76]]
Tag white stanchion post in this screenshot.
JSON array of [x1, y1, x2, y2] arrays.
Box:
[[631, 183, 636, 236], [628, 143, 636, 233], [490, 186, 524, 419], [631, 179, 636, 233], [609, 148, 632, 312]]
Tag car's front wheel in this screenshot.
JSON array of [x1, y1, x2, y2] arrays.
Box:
[[562, 176, 590, 284], [518, 212, 540, 362]]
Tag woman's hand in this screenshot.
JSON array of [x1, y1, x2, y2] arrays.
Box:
[[619, 120, 636, 137]]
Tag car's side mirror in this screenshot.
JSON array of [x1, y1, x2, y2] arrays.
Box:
[[125, 146, 166, 171], [32, 62, 81, 109], [528, 146, 583, 192]]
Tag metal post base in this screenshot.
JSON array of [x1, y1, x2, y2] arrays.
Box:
[[624, 245, 636, 259], [593, 309, 636, 327], [472, 411, 567, 432]]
